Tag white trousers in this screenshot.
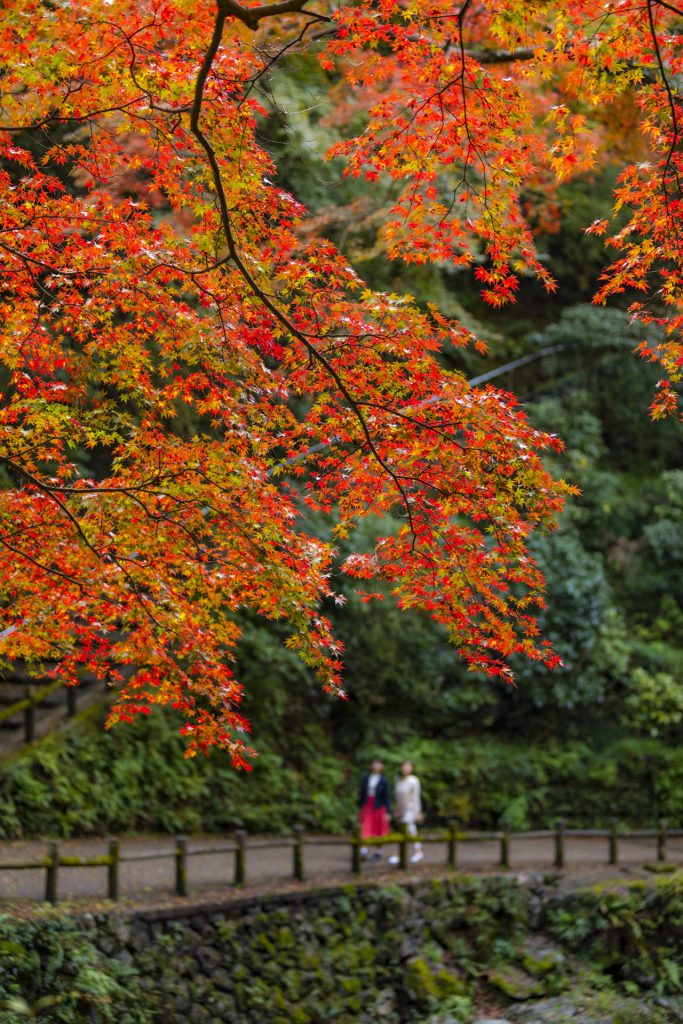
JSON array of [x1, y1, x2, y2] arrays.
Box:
[[401, 820, 421, 850]]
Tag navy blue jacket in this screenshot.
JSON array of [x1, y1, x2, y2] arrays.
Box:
[[357, 773, 391, 812]]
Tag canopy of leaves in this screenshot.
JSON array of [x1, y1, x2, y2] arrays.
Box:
[[1, 0, 682, 758]]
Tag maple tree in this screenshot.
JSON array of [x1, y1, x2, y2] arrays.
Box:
[[0, 0, 680, 759]]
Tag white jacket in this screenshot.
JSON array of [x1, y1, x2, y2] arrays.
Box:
[[394, 774, 422, 824]]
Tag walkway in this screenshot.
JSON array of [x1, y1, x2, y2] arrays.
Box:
[[1, 830, 681, 905]]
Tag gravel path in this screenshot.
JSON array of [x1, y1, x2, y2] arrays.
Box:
[[1, 832, 681, 905]]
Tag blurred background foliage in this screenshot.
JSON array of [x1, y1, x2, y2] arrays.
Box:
[[1, 56, 681, 837]]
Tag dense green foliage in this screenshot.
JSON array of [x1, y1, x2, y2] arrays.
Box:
[[4, 704, 683, 837], [547, 876, 683, 994], [0, 914, 142, 1023], [0, 705, 348, 837], [2, 875, 682, 1023]]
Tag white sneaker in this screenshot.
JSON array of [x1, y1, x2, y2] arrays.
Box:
[[410, 850, 424, 864], [388, 855, 399, 866]]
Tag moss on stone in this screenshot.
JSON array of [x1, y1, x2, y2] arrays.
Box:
[[434, 969, 469, 998], [521, 948, 566, 976], [339, 975, 362, 993], [488, 965, 544, 1000], [405, 956, 442, 1001], [290, 1007, 312, 1024]]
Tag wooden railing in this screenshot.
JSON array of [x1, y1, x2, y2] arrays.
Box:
[[0, 680, 68, 743], [1, 820, 681, 905], [0, 677, 107, 745]]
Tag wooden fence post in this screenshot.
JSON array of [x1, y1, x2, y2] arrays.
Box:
[[499, 828, 510, 869], [399, 824, 408, 870], [657, 819, 668, 863], [175, 836, 188, 897], [608, 819, 619, 866], [447, 821, 458, 870], [45, 841, 58, 904], [107, 838, 120, 901], [234, 830, 247, 886], [293, 825, 304, 882], [24, 686, 35, 743], [351, 825, 362, 875], [554, 819, 566, 869]]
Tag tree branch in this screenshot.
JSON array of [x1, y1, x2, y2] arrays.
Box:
[[219, 0, 330, 30], [466, 46, 534, 64], [189, 2, 418, 533]]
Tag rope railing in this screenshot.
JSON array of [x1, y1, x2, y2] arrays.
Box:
[[1, 819, 681, 905]]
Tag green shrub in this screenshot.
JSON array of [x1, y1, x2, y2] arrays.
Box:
[[366, 736, 683, 831], [0, 912, 145, 1024], [546, 875, 683, 993], [0, 704, 350, 839], [2, 706, 683, 838]]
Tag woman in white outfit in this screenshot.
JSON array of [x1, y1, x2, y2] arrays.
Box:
[[389, 760, 423, 864]]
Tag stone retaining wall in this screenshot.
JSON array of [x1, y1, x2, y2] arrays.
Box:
[[1, 872, 682, 1024], [87, 876, 529, 1023]]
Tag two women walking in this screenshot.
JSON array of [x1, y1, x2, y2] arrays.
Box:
[[357, 758, 423, 864]]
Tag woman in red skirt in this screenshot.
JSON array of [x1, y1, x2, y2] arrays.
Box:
[[357, 757, 391, 861]]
